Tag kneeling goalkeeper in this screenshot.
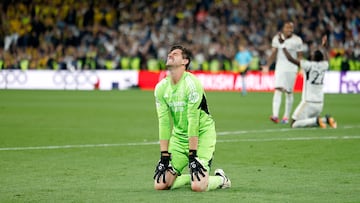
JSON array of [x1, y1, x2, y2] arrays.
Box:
[[153, 45, 231, 192]]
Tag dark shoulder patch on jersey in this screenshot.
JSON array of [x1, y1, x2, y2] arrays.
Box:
[[198, 94, 210, 114]]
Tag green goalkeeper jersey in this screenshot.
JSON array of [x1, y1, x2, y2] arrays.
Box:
[[154, 71, 215, 142]]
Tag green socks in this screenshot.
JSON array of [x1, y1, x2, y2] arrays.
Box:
[[170, 174, 223, 191], [171, 174, 191, 189]]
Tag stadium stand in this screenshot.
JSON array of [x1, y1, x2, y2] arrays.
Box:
[[0, 0, 359, 71]]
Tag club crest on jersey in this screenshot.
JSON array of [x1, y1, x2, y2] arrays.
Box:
[[188, 92, 200, 103]]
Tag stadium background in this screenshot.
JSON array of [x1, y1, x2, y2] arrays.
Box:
[[0, 0, 359, 71], [1, 1, 360, 202]]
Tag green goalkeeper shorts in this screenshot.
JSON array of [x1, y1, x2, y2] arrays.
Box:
[[168, 124, 217, 175]]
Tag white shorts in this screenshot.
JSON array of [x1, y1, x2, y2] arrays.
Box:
[[292, 101, 323, 121], [274, 71, 297, 92]]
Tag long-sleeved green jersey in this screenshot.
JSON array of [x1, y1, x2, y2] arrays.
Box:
[[154, 71, 215, 142]]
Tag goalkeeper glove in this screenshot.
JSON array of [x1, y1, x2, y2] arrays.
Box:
[[153, 151, 175, 183], [188, 150, 207, 181]]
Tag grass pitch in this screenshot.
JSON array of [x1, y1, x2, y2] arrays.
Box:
[[0, 90, 359, 202]]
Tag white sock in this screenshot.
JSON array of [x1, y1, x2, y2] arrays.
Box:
[[284, 93, 293, 119], [292, 117, 317, 128], [321, 117, 327, 124], [272, 90, 282, 117]]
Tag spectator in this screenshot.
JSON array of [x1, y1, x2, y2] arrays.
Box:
[[0, 0, 358, 71]]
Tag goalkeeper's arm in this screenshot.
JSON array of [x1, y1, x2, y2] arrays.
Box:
[[188, 136, 207, 181]]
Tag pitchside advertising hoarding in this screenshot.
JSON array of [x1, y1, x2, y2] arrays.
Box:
[[0, 70, 138, 90], [138, 70, 360, 94], [0, 70, 359, 94]]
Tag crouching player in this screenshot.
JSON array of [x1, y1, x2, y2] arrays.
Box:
[[153, 45, 231, 192], [280, 34, 337, 128]]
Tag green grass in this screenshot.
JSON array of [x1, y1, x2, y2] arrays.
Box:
[[0, 90, 359, 202]]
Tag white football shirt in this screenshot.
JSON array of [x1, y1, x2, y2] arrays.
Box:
[[272, 34, 303, 72], [300, 60, 329, 102]]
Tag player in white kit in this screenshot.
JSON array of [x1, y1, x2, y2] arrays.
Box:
[[279, 34, 337, 128], [264, 21, 303, 124]]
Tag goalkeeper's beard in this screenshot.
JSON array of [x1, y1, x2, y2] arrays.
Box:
[[166, 64, 180, 70]]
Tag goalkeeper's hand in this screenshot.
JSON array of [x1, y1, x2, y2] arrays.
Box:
[[153, 151, 175, 183], [188, 150, 207, 181]]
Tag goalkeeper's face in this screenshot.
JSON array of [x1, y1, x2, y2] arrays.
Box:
[[166, 49, 189, 69]]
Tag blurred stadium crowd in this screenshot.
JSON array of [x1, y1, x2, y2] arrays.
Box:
[[0, 0, 359, 71]]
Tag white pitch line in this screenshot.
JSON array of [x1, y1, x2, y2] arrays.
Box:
[[0, 142, 159, 151], [217, 135, 360, 143], [1, 126, 360, 151], [217, 124, 360, 136]]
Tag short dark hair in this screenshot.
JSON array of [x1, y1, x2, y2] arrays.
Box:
[[170, 45, 192, 70], [313, 50, 324, 61], [279, 20, 293, 29]]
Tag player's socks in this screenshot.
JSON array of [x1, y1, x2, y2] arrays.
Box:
[[292, 117, 319, 128], [170, 174, 190, 190], [284, 93, 293, 120], [321, 117, 327, 124], [206, 175, 224, 191], [272, 90, 282, 118]]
